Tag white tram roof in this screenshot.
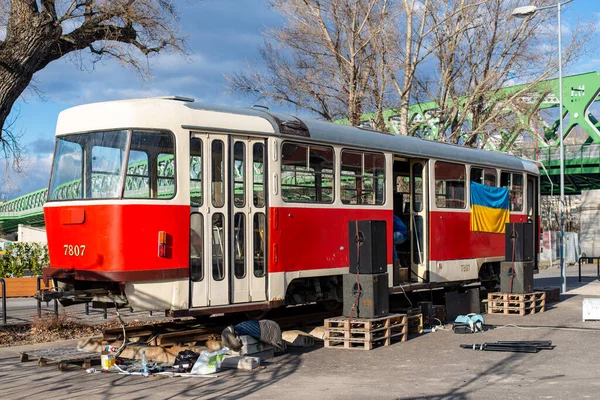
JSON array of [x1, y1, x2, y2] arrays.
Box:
[[56, 97, 538, 175]]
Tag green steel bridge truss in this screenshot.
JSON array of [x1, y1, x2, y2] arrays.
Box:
[[3, 71, 600, 233]]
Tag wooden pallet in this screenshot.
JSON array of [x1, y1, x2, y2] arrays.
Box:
[[324, 314, 407, 350], [487, 292, 546, 316], [20, 348, 100, 371]]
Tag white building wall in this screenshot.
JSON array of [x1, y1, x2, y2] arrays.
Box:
[[17, 225, 48, 243]]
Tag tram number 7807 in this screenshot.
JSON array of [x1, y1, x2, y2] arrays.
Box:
[[64, 244, 86, 257]]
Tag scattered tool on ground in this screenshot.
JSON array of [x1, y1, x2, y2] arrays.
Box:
[[460, 340, 554, 353]]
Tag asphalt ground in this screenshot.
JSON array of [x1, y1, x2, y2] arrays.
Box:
[[0, 264, 599, 399], [1, 296, 167, 325]]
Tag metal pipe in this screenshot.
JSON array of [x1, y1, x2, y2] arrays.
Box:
[[558, 0, 567, 295], [0, 278, 6, 324], [36, 276, 42, 318]]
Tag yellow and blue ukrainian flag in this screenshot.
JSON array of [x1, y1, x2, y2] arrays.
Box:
[[470, 181, 510, 233]]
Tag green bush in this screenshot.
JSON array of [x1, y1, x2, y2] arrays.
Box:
[[0, 242, 49, 278]]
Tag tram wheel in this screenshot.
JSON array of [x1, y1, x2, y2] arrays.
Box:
[[321, 299, 342, 311], [244, 309, 269, 320]]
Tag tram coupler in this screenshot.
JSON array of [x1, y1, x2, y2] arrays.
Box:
[[34, 288, 63, 303]]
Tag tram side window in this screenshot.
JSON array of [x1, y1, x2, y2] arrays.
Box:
[[125, 131, 176, 199], [190, 212, 203, 282], [281, 142, 334, 203], [253, 143, 265, 208], [124, 150, 150, 198], [190, 137, 202, 206], [435, 161, 466, 209], [471, 167, 497, 187], [91, 143, 126, 198], [501, 171, 523, 211], [157, 153, 175, 198], [341, 150, 385, 205], [48, 138, 83, 200], [212, 140, 225, 208]]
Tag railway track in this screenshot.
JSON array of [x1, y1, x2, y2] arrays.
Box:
[[102, 304, 340, 347]]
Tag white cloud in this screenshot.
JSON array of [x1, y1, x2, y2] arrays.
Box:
[[0, 154, 53, 200]]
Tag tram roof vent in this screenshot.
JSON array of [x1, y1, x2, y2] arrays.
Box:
[[156, 96, 195, 103]]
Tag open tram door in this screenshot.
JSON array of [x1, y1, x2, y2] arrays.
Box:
[[410, 160, 429, 282], [189, 132, 268, 308]]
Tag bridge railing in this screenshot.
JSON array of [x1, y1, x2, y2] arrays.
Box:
[[513, 143, 600, 166], [537, 144, 600, 163], [0, 188, 48, 215]]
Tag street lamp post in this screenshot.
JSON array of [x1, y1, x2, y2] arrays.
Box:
[[512, 0, 573, 294]]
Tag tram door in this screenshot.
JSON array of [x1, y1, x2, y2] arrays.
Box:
[[527, 174, 539, 271], [189, 133, 267, 308], [410, 160, 429, 282], [230, 137, 268, 303]]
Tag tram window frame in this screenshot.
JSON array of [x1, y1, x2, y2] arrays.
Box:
[[340, 150, 386, 205], [253, 143, 265, 208], [90, 143, 126, 199], [253, 213, 267, 278], [48, 129, 177, 202], [126, 130, 177, 200], [470, 167, 497, 187], [280, 141, 335, 204], [233, 141, 246, 208], [434, 161, 466, 209], [211, 140, 226, 208], [501, 171, 524, 212], [212, 213, 226, 281], [190, 137, 203, 207]]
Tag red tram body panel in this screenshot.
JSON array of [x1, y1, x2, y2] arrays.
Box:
[[268, 207, 392, 273], [429, 212, 528, 261], [44, 204, 190, 280]]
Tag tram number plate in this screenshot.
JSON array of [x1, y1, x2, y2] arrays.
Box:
[[461, 264, 470, 272], [64, 244, 86, 257]]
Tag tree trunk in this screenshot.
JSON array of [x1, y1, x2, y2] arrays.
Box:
[[0, 11, 62, 138]]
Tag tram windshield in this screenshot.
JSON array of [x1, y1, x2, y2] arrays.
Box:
[[48, 130, 176, 201]]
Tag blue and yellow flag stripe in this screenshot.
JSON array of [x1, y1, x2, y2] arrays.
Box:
[[470, 181, 510, 233]]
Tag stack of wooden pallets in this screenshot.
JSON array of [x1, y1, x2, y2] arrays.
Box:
[[324, 313, 407, 350], [487, 292, 546, 316]]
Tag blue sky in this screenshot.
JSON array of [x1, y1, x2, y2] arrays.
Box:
[[1, 0, 598, 200]]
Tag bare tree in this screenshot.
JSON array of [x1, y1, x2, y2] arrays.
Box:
[[227, 0, 398, 126], [0, 0, 185, 162], [423, 0, 592, 148], [230, 0, 592, 151]]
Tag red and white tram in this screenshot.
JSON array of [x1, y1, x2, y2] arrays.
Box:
[[42, 97, 540, 315]]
